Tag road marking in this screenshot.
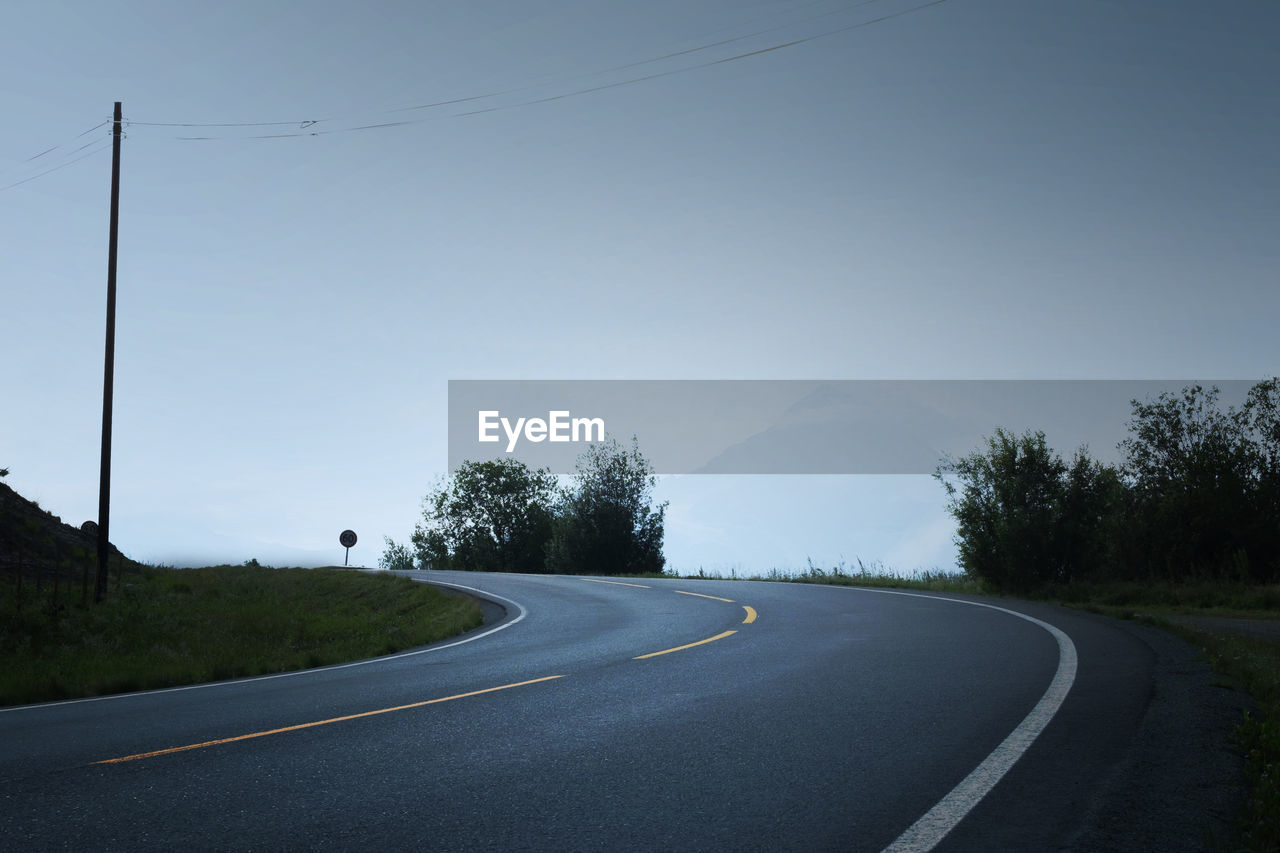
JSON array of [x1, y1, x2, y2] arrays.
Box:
[[841, 588, 1078, 853], [580, 578, 652, 589], [633, 630, 737, 660], [742, 605, 757, 624], [94, 675, 566, 765], [2, 577, 532, 714], [675, 590, 735, 602]]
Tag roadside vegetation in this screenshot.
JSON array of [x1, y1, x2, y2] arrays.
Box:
[[1196, 633, 1279, 850], [655, 379, 1280, 848], [383, 435, 667, 577], [663, 558, 981, 594], [931, 378, 1280, 851], [935, 380, 1280, 593], [0, 564, 482, 707], [1094, 614, 1280, 852]]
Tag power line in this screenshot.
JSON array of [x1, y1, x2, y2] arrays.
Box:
[[457, 0, 947, 117], [20, 119, 111, 161], [0, 139, 113, 193], [128, 118, 326, 128], [397, 0, 884, 113], [1, 0, 949, 168], [587, 0, 885, 78], [127, 0, 948, 141], [1, 116, 110, 178], [125, 4, 859, 132]]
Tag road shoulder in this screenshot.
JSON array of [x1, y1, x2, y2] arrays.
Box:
[[1063, 615, 1251, 851]]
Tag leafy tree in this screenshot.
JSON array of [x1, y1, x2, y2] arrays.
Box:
[[1119, 381, 1279, 581], [546, 436, 667, 576], [1058, 450, 1126, 580], [1244, 378, 1280, 476], [411, 459, 557, 573], [938, 380, 1280, 591], [379, 536, 416, 571], [1244, 379, 1280, 574], [935, 428, 1121, 592]]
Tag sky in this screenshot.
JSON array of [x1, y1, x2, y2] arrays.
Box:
[[2, 0, 1277, 573]]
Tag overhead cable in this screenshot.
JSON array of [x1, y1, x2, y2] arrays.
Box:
[[131, 0, 947, 141]]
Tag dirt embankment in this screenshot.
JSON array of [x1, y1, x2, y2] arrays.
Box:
[[0, 481, 129, 575]]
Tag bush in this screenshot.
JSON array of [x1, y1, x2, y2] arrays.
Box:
[[410, 459, 557, 573], [546, 437, 667, 576], [1120, 382, 1280, 582], [938, 380, 1280, 592], [379, 537, 416, 571], [935, 429, 1121, 592]]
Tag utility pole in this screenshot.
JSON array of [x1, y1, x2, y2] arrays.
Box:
[[96, 101, 122, 603]]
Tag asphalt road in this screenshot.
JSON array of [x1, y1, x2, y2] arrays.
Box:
[[0, 572, 1249, 851]]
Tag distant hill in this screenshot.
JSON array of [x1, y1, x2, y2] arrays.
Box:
[[0, 478, 132, 577]]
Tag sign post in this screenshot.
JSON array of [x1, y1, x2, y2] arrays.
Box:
[[339, 529, 357, 566]]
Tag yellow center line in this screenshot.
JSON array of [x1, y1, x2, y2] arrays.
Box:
[[742, 605, 757, 624], [634, 631, 737, 660], [94, 675, 566, 765], [580, 578, 652, 589], [674, 590, 735, 603]]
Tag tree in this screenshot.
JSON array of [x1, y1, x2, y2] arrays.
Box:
[[1119, 381, 1279, 581], [379, 536, 416, 571], [1244, 378, 1280, 477], [937, 380, 1280, 590], [1058, 450, 1126, 581], [411, 459, 557, 573], [935, 428, 1121, 592], [546, 437, 667, 576], [1243, 378, 1280, 576]]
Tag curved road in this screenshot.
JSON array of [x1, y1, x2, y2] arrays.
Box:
[[0, 572, 1247, 851]]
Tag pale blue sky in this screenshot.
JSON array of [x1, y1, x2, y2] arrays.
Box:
[[2, 1, 1277, 571]]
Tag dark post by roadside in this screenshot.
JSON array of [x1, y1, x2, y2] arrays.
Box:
[[96, 101, 123, 603]]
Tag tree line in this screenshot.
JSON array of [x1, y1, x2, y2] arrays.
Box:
[[936, 379, 1280, 593], [380, 436, 667, 576]]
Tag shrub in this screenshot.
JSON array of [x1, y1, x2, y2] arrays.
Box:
[[546, 437, 667, 576]]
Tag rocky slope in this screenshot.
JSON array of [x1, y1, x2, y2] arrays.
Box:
[[0, 479, 129, 575]]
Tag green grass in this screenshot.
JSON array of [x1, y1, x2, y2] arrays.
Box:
[[1177, 630, 1279, 852], [662, 558, 983, 594], [1041, 580, 1280, 618], [767, 558, 982, 593], [0, 565, 483, 707]]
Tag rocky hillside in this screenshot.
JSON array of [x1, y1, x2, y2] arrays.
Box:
[[0, 477, 131, 575]]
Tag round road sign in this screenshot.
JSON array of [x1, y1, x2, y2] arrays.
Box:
[[339, 529, 357, 548]]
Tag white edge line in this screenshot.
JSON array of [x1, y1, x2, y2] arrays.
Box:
[[834, 588, 1080, 853], [0, 577, 527, 714]]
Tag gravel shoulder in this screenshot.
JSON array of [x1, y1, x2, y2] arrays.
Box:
[[1063, 615, 1253, 851]]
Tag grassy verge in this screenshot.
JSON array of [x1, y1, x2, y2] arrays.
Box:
[[662, 558, 983, 594], [762, 559, 981, 593], [1042, 580, 1280, 619], [1162, 626, 1278, 851], [0, 565, 483, 707]]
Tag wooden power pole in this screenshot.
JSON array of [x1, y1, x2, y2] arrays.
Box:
[[96, 101, 122, 603]]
